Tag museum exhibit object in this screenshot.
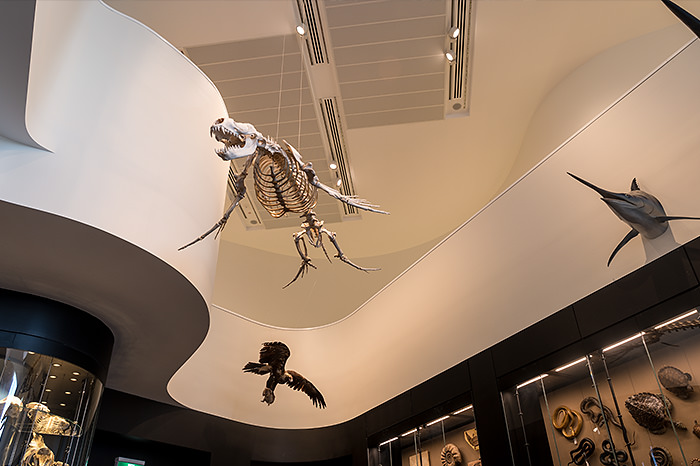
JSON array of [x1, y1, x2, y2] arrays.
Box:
[[243, 341, 326, 408], [0, 290, 113, 466], [662, 0, 700, 39], [502, 308, 700, 466], [567, 173, 700, 266], [369, 404, 480, 466], [180, 118, 388, 287]]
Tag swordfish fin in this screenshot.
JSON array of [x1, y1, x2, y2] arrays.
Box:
[[661, 0, 700, 40], [655, 215, 700, 222], [608, 229, 639, 266]]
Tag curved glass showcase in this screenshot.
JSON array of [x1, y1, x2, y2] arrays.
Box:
[[502, 308, 700, 466], [371, 405, 481, 466], [0, 348, 103, 466]]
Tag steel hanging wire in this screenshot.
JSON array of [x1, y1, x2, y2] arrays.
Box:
[[298, 40, 303, 148], [275, 34, 286, 141]]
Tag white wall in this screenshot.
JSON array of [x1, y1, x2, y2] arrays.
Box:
[[0, 0, 229, 302], [169, 36, 700, 428]]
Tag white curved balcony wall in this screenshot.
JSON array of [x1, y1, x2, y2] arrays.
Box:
[[0, 0, 228, 300], [169, 31, 700, 428]]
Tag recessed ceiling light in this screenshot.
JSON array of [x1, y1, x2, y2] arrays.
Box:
[[52, 363, 61, 367], [336, 179, 342, 187], [451, 405, 472, 415], [45, 389, 51, 392], [516, 374, 548, 389], [379, 437, 398, 446], [64, 391, 71, 395], [602, 333, 644, 353], [329, 163, 337, 170], [60, 403, 66, 407], [654, 309, 698, 329], [426, 415, 450, 427], [72, 372, 80, 376], [554, 357, 587, 372], [70, 378, 77, 382], [296, 23, 306, 36], [49, 375, 57, 379]]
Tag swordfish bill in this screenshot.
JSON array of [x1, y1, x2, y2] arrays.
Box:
[[661, 0, 700, 39]]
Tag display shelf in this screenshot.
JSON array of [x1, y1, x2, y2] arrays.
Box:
[[502, 308, 700, 466], [0, 348, 102, 466], [371, 404, 481, 466]]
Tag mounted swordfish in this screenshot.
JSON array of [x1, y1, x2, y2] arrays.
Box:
[[568, 173, 700, 266]]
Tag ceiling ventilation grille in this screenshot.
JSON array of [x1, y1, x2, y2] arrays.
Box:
[[296, 0, 329, 65], [445, 0, 474, 117], [320, 97, 357, 216]]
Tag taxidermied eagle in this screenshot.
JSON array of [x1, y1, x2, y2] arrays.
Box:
[[243, 342, 326, 409]]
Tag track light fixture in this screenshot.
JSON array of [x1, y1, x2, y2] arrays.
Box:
[[448, 26, 460, 39], [296, 23, 307, 36], [445, 48, 456, 63]]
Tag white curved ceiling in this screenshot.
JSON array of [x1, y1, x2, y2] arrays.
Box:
[[105, 0, 698, 329], [3, 0, 700, 430]]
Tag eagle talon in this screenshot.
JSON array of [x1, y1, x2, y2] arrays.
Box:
[[262, 388, 275, 405]]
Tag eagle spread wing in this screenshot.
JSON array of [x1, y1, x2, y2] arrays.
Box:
[[286, 370, 326, 409], [243, 341, 290, 374], [259, 342, 290, 368]]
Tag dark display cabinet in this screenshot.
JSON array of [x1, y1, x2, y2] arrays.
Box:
[[0, 348, 104, 466], [370, 403, 481, 466], [502, 308, 700, 466]]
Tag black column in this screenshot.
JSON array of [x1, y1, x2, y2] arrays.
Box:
[[469, 350, 512, 466]]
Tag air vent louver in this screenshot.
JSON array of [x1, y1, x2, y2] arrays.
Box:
[[446, 0, 474, 117], [320, 97, 356, 216], [296, 0, 329, 65]]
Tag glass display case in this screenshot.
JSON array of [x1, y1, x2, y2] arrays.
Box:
[[0, 347, 103, 466], [502, 308, 700, 466], [371, 405, 481, 466]]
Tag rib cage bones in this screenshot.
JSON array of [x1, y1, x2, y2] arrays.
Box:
[[252, 144, 317, 218]]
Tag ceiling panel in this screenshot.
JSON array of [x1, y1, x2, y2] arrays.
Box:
[[340, 73, 444, 98], [232, 104, 316, 129], [343, 89, 445, 114], [186, 36, 286, 64], [223, 88, 314, 113], [330, 15, 446, 47], [216, 71, 304, 97], [200, 55, 304, 82], [324, 0, 445, 28], [336, 55, 445, 82], [333, 36, 444, 64], [325, 0, 449, 128], [346, 106, 444, 128]]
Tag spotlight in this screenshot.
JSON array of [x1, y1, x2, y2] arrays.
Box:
[[445, 48, 456, 63], [336, 179, 342, 187], [329, 162, 337, 170], [448, 26, 460, 39], [296, 23, 307, 36]]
